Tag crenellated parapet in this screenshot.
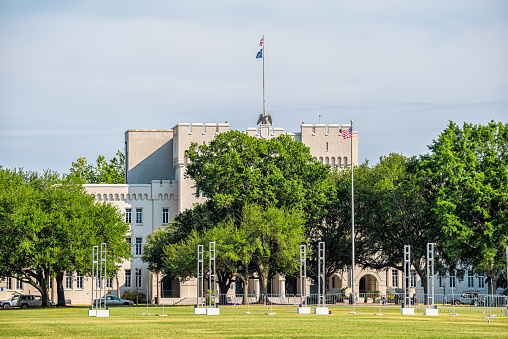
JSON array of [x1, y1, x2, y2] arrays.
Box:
[[300, 123, 358, 168], [172, 122, 230, 169]]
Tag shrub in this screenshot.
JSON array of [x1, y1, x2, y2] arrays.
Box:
[[121, 291, 146, 303]]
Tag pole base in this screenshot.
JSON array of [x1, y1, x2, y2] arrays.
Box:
[[194, 308, 206, 315], [424, 308, 439, 316], [401, 308, 415, 315], [314, 307, 329, 315], [206, 308, 220, 315], [96, 310, 109, 317], [297, 307, 311, 314]]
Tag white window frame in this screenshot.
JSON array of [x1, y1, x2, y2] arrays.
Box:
[[438, 274, 444, 288], [135, 208, 142, 225], [6, 277, 12, 290], [125, 208, 132, 224], [449, 272, 456, 289], [65, 271, 73, 290], [467, 270, 474, 288], [135, 237, 142, 256], [125, 270, 131, 288], [106, 278, 113, 289], [410, 270, 416, 288], [76, 274, 83, 289], [478, 273, 485, 289], [135, 269, 142, 288], [162, 208, 169, 225], [16, 276, 23, 290], [391, 270, 398, 288]]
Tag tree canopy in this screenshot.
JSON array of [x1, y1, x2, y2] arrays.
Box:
[[421, 121, 508, 293], [0, 167, 131, 307], [185, 131, 332, 225], [66, 150, 125, 184]]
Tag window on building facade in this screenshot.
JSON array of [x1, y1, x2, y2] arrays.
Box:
[[76, 273, 83, 289], [65, 271, 72, 289], [478, 273, 485, 289], [125, 208, 132, 224], [135, 208, 142, 225], [410, 270, 416, 288], [438, 274, 444, 288], [125, 270, 131, 288], [449, 272, 456, 289], [467, 270, 474, 288], [6, 277, 12, 290], [391, 270, 398, 288], [16, 276, 23, 290], [162, 208, 169, 225], [135, 237, 142, 256], [107, 278, 113, 288], [135, 269, 142, 288]]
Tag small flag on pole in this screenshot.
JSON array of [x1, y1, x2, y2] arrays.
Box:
[[256, 49, 263, 59], [342, 126, 353, 139], [259, 37, 264, 46]]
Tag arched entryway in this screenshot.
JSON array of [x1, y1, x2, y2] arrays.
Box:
[[359, 274, 378, 293]]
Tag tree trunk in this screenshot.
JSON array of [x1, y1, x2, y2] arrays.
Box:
[[40, 268, 51, 308], [236, 266, 251, 305], [56, 271, 66, 307], [257, 264, 269, 303]]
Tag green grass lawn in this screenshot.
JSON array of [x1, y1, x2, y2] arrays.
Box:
[[0, 305, 506, 338]]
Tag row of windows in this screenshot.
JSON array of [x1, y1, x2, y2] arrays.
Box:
[[124, 269, 142, 288], [316, 156, 348, 168], [4, 277, 23, 290], [125, 208, 170, 226], [389, 269, 486, 289]]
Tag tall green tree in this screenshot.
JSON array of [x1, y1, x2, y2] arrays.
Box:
[[66, 150, 125, 184], [240, 204, 305, 299], [0, 167, 131, 307], [146, 204, 305, 301], [161, 221, 247, 296], [344, 154, 441, 294], [185, 131, 331, 226], [422, 121, 508, 293]]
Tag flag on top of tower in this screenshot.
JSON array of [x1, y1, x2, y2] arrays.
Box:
[[342, 126, 353, 139], [256, 49, 263, 58], [259, 37, 264, 46]]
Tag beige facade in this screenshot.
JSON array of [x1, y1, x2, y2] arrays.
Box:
[[4, 122, 406, 305]]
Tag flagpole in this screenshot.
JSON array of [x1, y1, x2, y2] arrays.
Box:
[[262, 35, 265, 117], [351, 120, 355, 306]]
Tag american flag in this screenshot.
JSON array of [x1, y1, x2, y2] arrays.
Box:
[[342, 126, 353, 139], [259, 38, 263, 46]]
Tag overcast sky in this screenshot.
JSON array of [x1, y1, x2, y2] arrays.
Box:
[[1, 0, 507, 174]]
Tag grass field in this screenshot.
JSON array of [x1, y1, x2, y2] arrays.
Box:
[[0, 305, 507, 338]]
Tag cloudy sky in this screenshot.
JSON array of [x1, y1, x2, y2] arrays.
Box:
[[1, 0, 507, 174]]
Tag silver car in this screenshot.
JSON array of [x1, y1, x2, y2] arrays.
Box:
[[94, 295, 134, 306]]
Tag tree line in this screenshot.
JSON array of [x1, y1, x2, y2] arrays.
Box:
[[1, 121, 506, 308], [143, 121, 508, 297]]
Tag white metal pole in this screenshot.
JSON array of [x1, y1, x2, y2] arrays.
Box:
[[262, 35, 265, 117], [351, 120, 355, 306]]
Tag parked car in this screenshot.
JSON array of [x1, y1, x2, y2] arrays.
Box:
[[451, 292, 483, 306], [93, 295, 134, 306], [1, 295, 20, 310]]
